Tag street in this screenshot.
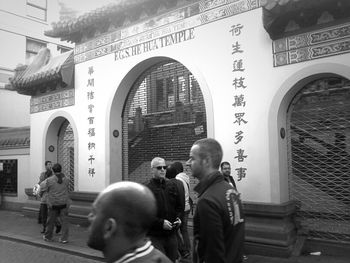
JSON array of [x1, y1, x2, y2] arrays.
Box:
[[0, 239, 103, 263]]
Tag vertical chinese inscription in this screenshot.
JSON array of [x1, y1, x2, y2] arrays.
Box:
[[230, 23, 248, 182], [86, 66, 96, 177]]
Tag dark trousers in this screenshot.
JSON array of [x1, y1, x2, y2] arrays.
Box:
[[150, 233, 178, 262], [39, 203, 61, 230], [178, 210, 191, 257], [44, 205, 69, 241], [38, 203, 48, 227]]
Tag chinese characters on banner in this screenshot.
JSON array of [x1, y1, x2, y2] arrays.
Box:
[[86, 66, 96, 177], [230, 24, 248, 182]]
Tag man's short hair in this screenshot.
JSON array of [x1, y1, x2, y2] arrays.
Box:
[[165, 165, 177, 179], [220, 161, 230, 170], [194, 138, 223, 169], [171, 162, 184, 174], [45, 161, 52, 166], [151, 157, 165, 168], [166, 162, 184, 179]]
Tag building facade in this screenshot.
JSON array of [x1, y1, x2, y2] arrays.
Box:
[[0, 0, 72, 209], [0, 0, 73, 127], [8, 0, 350, 256]]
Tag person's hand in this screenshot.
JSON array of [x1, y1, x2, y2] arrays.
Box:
[[163, 219, 173, 230], [172, 218, 181, 229], [174, 217, 181, 226]]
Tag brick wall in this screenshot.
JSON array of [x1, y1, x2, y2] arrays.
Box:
[[127, 123, 204, 207]]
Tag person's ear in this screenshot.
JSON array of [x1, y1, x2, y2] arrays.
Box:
[[103, 218, 117, 239], [201, 156, 210, 168]]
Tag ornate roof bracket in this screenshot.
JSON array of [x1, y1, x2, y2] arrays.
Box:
[[262, 0, 350, 40]]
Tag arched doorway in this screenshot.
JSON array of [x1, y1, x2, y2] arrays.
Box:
[[122, 59, 207, 184], [46, 117, 75, 192], [287, 76, 350, 244], [57, 120, 75, 192]]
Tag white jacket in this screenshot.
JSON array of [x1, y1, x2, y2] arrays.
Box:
[[176, 172, 190, 212]]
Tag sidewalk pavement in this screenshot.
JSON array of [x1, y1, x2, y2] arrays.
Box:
[[0, 209, 349, 263], [0, 210, 103, 261]]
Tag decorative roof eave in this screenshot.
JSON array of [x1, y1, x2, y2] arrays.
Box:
[[9, 48, 74, 96], [261, 0, 350, 40], [0, 126, 30, 150], [44, 0, 186, 43]]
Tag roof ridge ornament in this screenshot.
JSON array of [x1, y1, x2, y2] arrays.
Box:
[[10, 49, 74, 96]]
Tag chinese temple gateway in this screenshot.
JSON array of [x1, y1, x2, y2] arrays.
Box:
[[6, 0, 350, 257]]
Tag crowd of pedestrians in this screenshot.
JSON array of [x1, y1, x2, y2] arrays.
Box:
[[35, 138, 245, 263], [86, 138, 244, 263]]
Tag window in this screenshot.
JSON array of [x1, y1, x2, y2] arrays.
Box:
[[189, 74, 199, 103], [26, 0, 47, 21], [177, 75, 188, 103], [0, 159, 18, 195], [156, 79, 164, 111], [26, 38, 47, 64], [57, 45, 72, 54], [166, 77, 175, 108]]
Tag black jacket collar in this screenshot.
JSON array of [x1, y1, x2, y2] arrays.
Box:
[[194, 171, 223, 197], [151, 177, 167, 188]]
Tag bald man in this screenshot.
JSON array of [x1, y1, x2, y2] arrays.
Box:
[[87, 181, 171, 263]]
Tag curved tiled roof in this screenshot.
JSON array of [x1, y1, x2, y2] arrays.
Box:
[[10, 48, 74, 95], [45, 0, 185, 43], [260, 0, 299, 11], [0, 127, 30, 150], [262, 0, 350, 39]]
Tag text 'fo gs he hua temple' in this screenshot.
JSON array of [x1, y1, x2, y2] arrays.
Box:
[[4, 0, 350, 258]]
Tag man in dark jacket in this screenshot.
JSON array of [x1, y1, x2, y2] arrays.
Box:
[[220, 161, 237, 189], [146, 157, 183, 262], [187, 138, 245, 263]]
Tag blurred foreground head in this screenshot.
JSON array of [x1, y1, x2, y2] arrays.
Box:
[[87, 181, 157, 261]]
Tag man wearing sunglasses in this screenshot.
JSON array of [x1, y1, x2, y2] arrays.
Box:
[[146, 157, 183, 262]]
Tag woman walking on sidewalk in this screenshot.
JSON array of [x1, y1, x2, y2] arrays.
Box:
[[37, 161, 61, 234], [40, 163, 70, 243]]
